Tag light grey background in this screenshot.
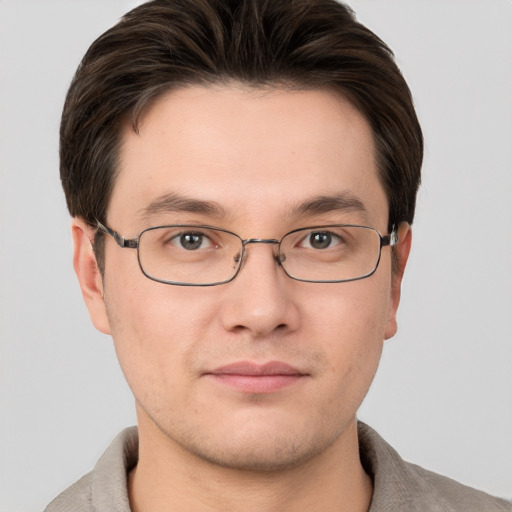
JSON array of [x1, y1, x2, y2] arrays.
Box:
[[1, 1, 511, 510]]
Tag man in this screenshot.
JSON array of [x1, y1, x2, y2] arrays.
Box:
[[45, 0, 510, 510]]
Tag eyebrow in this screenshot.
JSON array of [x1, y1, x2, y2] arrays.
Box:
[[139, 192, 227, 220], [139, 190, 367, 223], [292, 192, 367, 218]]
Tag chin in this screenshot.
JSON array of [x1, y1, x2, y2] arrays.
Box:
[[187, 436, 326, 473], [162, 414, 347, 473]]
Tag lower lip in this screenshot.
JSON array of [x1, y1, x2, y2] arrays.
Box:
[[209, 374, 304, 393]]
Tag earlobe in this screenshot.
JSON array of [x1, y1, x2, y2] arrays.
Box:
[[384, 222, 412, 340], [72, 218, 111, 335]]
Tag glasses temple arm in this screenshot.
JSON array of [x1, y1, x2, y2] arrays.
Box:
[[381, 225, 399, 247], [96, 221, 138, 249]]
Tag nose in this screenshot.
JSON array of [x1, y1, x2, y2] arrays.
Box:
[[220, 242, 301, 338]]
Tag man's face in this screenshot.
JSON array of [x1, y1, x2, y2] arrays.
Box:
[[77, 85, 407, 471]]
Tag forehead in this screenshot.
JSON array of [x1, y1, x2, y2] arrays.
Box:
[[111, 85, 388, 231]]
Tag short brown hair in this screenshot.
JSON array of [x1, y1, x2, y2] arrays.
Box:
[[61, 0, 422, 266]]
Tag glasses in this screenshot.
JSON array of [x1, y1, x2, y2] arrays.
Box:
[[97, 222, 398, 286]]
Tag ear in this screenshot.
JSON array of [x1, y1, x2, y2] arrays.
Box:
[[384, 222, 412, 340], [72, 218, 111, 335]]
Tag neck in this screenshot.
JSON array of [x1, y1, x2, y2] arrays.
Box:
[[129, 415, 373, 512]]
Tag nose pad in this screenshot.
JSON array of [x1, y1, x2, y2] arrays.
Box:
[[270, 244, 284, 266], [233, 250, 243, 265]]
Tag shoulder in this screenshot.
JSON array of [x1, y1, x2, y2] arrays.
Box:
[[44, 472, 94, 512], [405, 460, 511, 511], [44, 427, 138, 512], [358, 421, 511, 512]]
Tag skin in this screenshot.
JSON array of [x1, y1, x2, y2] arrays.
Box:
[[73, 85, 412, 511]]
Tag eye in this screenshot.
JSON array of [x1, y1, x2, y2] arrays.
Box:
[[302, 231, 341, 250], [174, 232, 213, 251]]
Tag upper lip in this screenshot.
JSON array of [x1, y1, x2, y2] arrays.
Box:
[[208, 361, 305, 376]]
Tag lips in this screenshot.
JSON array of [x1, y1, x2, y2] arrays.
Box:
[[206, 361, 307, 393]]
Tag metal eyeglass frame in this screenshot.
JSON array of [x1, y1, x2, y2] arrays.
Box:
[[96, 221, 398, 286]]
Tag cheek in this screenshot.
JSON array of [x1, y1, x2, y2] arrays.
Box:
[[103, 268, 219, 403], [309, 276, 391, 341], [306, 276, 390, 389]]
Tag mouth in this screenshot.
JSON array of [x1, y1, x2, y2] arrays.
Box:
[[205, 361, 308, 393]]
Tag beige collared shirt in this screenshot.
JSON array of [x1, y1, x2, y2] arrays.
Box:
[[45, 423, 511, 511]]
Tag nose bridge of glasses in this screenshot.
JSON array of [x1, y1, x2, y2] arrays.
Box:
[[242, 238, 280, 246], [239, 238, 283, 265]]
